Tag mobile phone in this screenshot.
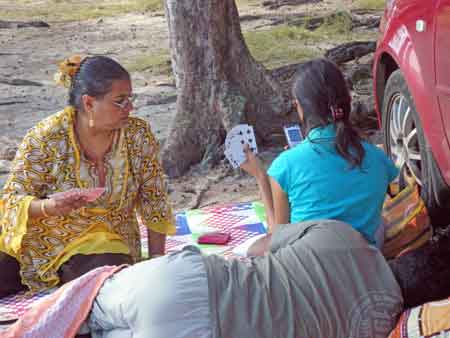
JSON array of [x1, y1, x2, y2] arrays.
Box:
[[283, 124, 303, 148], [197, 231, 231, 245]]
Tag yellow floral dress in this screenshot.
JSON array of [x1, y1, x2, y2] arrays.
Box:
[[0, 107, 175, 291]]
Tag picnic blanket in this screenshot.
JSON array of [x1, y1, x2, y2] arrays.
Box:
[[0, 188, 437, 332], [1, 265, 124, 338], [0, 201, 267, 328]]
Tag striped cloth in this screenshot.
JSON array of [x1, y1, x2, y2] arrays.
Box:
[[389, 297, 450, 338], [382, 185, 433, 259]]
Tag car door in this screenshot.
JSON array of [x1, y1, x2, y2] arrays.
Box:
[[434, 0, 450, 182]]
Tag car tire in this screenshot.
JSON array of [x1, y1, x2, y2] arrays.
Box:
[[382, 69, 450, 228]]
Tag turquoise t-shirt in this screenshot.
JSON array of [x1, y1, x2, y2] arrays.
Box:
[[267, 124, 398, 243]]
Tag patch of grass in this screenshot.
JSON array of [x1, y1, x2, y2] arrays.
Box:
[[244, 26, 320, 69], [309, 10, 353, 40], [2, 0, 164, 22], [243, 10, 358, 69], [132, 0, 164, 12], [125, 52, 172, 76], [235, 0, 260, 7], [319, 11, 352, 32], [355, 0, 385, 10]]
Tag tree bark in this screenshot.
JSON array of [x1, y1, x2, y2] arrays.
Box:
[[162, 0, 291, 178]]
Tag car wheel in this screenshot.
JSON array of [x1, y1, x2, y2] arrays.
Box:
[[382, 69, 450, 227]]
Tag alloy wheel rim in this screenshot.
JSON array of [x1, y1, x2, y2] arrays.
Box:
[[388, 93, 423, 186]]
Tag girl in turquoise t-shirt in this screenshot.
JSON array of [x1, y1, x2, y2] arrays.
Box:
[[241, 58, 398, 244]]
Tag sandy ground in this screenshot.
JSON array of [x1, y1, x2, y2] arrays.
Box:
[[0, 10, 265, 211], [0, 0, 379, 212]]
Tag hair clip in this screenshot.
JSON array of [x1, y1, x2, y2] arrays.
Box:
[[54, 55, 86, 88], [330, 105, 345, 121]]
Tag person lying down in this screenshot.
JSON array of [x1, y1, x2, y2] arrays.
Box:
[[6, 220, 403, 338]]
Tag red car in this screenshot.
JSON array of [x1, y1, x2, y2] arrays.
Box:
[[373, 0, 450, 224]]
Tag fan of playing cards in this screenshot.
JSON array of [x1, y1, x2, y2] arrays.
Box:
[[49, 187, 106, 203], [224, 124, 258, 168]]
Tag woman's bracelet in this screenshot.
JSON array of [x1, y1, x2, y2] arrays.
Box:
[[40, 199, 50, 218]]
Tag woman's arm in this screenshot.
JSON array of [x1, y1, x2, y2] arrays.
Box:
[[136, 124, 176, 257], [28, 199, 48, 218], [28, 197, 88, 219], [147, 229, 166, 258]]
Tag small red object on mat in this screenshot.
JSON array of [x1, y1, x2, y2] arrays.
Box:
[[197, 231, 231, 245]]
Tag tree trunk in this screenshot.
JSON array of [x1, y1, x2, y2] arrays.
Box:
[[162, 0, 291, 178]]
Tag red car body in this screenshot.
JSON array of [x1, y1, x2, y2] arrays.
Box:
[[373, 0, 450, 187]]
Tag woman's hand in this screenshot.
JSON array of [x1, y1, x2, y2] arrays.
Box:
[[44, 195, 89, 217], [240, 144, 265, 178]]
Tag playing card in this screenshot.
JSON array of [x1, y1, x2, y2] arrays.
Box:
[[243, 125, 258, 154], [82, 187, 106, 202], [225, 124, 258, 154], [225, 124, 245, 142], [48, 189, 79, 200], [49, 187, 106, 202], [224, 147, 240, 168], [226, 136, 247, 168], [224, 124, 258, 168]]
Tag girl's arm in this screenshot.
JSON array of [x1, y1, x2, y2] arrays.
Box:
[[241, 146, 290, 232], [253, 170, 276, 231], [269, 177, 290, 228]]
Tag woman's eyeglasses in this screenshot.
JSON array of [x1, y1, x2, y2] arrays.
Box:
[[112, 94, 137, 110]]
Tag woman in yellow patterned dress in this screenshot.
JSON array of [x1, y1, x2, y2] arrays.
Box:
[[0, 55, 175, 296]]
